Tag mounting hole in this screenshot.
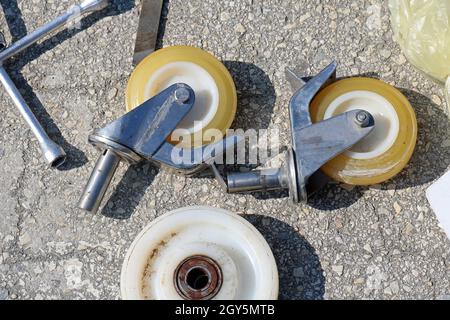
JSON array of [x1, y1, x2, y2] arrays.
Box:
[[186, 267, 210, 291], [51, 155, 66, 168]]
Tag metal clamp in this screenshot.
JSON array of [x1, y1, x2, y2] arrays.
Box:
[[0, 0, 109, 167], [223, 62, 375, 202]]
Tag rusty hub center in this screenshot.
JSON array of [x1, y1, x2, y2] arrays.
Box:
[[174, 255, 223, 300]]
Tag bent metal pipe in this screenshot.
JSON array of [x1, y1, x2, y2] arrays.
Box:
[[0, 0, 109, 168]]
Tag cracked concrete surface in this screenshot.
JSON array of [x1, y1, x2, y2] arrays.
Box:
[[0, 0, 449, 300]]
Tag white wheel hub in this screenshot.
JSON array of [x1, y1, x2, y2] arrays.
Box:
[[324, 90, 400, 160], [144, 61, 219, 134], [120, 206, 279, 300]]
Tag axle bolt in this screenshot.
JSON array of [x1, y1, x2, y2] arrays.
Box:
[[174, 87, 191, 104], [355, 110, 372, 127]]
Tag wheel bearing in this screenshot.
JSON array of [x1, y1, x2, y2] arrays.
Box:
[[174, 255, 223, 300]]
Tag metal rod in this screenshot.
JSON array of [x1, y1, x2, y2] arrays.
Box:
[[0, 0, 109, 64], [78, 149, 121, 213], [227, 168, 287, 193], [0, 0, 109, 167], [0, 66, 66, 167]]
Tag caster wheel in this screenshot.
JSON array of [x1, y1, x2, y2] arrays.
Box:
[[126, 46, 237, 147], [310, 77, 417, 185], [120, 206, 279, 300]]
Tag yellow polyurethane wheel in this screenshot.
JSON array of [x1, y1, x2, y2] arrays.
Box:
[[126, 45, 237, 147], [310, 77, 417, 185]]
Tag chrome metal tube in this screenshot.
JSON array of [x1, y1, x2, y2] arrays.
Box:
[[227, 168, 286, 193], [0, 0, 109, 167], [0, 66, 66, 167], [0, 0, 109, 63], [78, 149, 121, 213]]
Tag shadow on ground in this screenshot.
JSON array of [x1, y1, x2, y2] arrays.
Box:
[[224, 60, 276, 131], [101, 162, 159, 219], [388, 88, 450, 188], [155, 0, 170, 51], [243, 214, 325, 300], [218, 61, 281, 199]]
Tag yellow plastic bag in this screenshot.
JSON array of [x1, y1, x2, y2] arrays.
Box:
[[389, 0, 450, 84]]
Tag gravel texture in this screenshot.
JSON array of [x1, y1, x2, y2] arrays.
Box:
[[0, 0, 449, 300]]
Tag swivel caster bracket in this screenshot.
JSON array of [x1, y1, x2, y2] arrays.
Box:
[[79, 83, 239, 213], [223, 62, 375, 202]]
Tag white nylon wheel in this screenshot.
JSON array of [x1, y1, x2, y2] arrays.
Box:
[[120, 206, 279, 300]]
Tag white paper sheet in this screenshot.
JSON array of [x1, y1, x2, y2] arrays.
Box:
[[426, 170, 450, 240]]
